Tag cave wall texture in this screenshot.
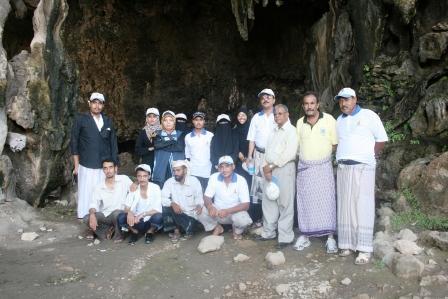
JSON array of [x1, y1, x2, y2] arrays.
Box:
[[0, 0, 447, 215]]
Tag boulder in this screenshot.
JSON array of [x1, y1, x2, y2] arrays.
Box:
[[197, 235, 224, 253], [265, 251, 285, 267], [374, 239, 395, 259], [391, 254, 424, 279], [21, 232, 39, 241], [233, 253, 250, 263], [419, 231, 448, 251], [420, 275, 448, 286], [398, 229, 418, 242], [418, 32, 448, 63], [394, 240, 423, 255]]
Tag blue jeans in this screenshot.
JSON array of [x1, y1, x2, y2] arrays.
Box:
[[117, 212, 163, 234]]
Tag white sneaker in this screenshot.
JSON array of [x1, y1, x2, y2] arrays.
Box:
[[326, 237, 338, 254], [293, 235, 311, 251]]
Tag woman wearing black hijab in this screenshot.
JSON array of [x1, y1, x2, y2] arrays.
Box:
[[233, 107, 251, 187], [210, 114, 238, 170]]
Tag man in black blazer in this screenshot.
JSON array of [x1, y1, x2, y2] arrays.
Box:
[[71, 92, 119, 222]]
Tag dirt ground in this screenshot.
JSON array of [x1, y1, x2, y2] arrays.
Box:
[[0, 203, 447, 299]]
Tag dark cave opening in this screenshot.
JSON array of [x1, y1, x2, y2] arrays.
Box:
[[2, 9, 34, 60]]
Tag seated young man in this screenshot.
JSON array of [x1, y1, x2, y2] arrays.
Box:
[[83, 159, 132, 241], [117, 164, 163, 245], [199, 156, 253, 240], [161, 160, 203, 242]]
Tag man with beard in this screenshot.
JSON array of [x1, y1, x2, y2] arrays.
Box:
[[161, 160, 204, 242], [294, 92, 338, 253]]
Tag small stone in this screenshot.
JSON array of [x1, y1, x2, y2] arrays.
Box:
[[233, 253, 250, 262], [425, 248, 436, 256], [17, 228, 24, 234], [398, 229, 418, 242], [341, 277, 352, 285], [330, 278, 337, 284], [352, 294, 370, 299], [394, 240, 423, 255], [39, 226, 47, 232], [332, 269, 337, 275], [225, 291, 233, 297], [224, 285, 231, 290], [238, 283, 247, 291], [305, 253, 313, 259], [197, 235, 224, 253], [275, 284, 290, 295], [21, 232, 39, 241], [78, 235, 84, 240], [203, 289, 210, 294], [246, 281, 251, 285], [47, 237, 56, 242], [87, 242, 93, 247], [265, 251, 286, 267], [428, 259, 437, 265], [47, 228, 53, 232], [419, 287, 431, 296], [93, 239, 101, 245]]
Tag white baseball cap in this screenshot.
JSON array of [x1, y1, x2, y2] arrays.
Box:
[[216, 114, 230, 123], [218, 155, 234, 165], [257, 88, 275, 98], [162, 110, 176, 118], [90, 92, 105, 102], [146, 107, 160, 116], [175, 113, 187, 120], [334, 87, 356, 101], [135, 164, 151, 174]]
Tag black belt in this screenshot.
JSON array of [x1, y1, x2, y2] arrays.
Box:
[[255, 146, 265, 153], [338, 159, 362, 165]]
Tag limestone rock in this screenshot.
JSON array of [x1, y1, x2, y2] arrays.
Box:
[[265, 251, 285, 267], [398, 229, 418, 242], [233, 253, 250, 263], [377, 206, 395, 217], [420, 274, 448, 286], [418, 32, 448, 63], [391, 254, 424, 279], [419, 231, 448, 251], [238, 282, 246, 292], [6, 132, 26, 152], [21, 232, 39, 241], [374, 239, 395, 260], [197, 235, 224, 253], [341, 277, 352, 285], [275, 283, 290, 295], [394, 240, 423, 255]]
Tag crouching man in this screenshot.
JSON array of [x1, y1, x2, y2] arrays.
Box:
[[117, 164, 163, 245], [84, 159, 133, 241], [162, 160, 204, 242], [200, 156, 253, 240]]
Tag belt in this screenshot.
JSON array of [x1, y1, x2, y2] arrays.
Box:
[[338, 159, 362, 165], [255, 146, 265, 153]]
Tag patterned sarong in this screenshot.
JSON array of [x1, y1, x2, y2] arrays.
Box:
[[296, 157, 336, 237], [337, 163, 376, 252]]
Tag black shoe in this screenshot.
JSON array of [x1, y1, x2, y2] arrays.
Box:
[[145, 233, 154, 244], [276, 242, 292, 249], [128, 234, 138, 245], [255, 235, 275, 241]]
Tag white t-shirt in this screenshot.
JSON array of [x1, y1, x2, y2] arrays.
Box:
[[90, 175, 133, 217], [204, 172, 250, 210], [124, 183, 162, 222], [336, 107, 388, 166], [184, 129, 214, 178], [161, 175, 204, 219], [246, 110, 276, 149]]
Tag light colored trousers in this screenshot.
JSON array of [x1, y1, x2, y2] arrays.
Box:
[[77, 165, 104, 218], [198, 208, 253, 234], [261, 161, 296, 243]]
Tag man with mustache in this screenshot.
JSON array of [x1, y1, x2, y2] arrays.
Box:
[[246, 88, 277, 225], [334, 87, 388, 264], [294, 92, 338, 253]]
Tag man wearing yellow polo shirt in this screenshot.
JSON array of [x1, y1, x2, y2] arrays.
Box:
[[294, 91, 338, 254]]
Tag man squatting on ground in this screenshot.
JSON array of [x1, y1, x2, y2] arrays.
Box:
[[200, 156, 253, 240], [258, 104, 299, 249], [161, 160, 204, 242], [71, 92, 119, 219], [335, 87, 388, 264], [118, 164, 163, 245], [294, 91, 338, 253], [83, 159, 132, 241]]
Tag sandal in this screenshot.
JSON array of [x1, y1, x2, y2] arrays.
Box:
[[339, 249, 352, 257], [85, 229, 94, 240], [106, 226, 115, 240], [355, 252, 371, 265], [293, 236, 311, 251]]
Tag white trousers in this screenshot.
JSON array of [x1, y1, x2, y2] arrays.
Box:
[[198, 208, 253, 235], [77, 165, 104, 218]]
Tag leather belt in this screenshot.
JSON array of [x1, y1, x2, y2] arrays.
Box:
[[338, 159, 362, 165]]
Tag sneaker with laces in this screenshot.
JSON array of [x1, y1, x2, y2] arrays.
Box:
[[293, 235, 311, 251], [326, 237, 338, 254]]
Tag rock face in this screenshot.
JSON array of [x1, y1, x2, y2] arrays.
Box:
[[398, 152, 448, 217], [419, 231, 448, 251]]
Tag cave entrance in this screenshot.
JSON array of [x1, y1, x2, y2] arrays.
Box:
[[3, 8, 34, 60]]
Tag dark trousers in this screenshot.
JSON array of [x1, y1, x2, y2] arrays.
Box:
[[117, 212, 163, 234], [82, 210, 123, 240], [163, 206, 198, 234]]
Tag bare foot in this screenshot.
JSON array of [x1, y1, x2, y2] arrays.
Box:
[[212, 224, 224, 236]]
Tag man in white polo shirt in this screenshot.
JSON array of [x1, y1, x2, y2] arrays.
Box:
[[83, 159, 133, 241], [246, 88, 277, 221], [199, 156, 253, 239], [335, 87, 388, 265], [184, 111, 214, 190]]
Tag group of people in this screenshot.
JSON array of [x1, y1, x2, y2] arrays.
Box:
[[71, 86, 388, 264]]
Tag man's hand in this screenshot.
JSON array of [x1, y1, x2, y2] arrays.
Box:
[[129, 182, 138, 192], [89, 214, 98, 231], [263, 165, 273, 181], [195, 205, 202, 215], [73, 165, 79, 176], [127, 211, 135, 227], [208, 205, 218, 217], [171, 202, 182, 214], [217, 209, 230, 218]]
